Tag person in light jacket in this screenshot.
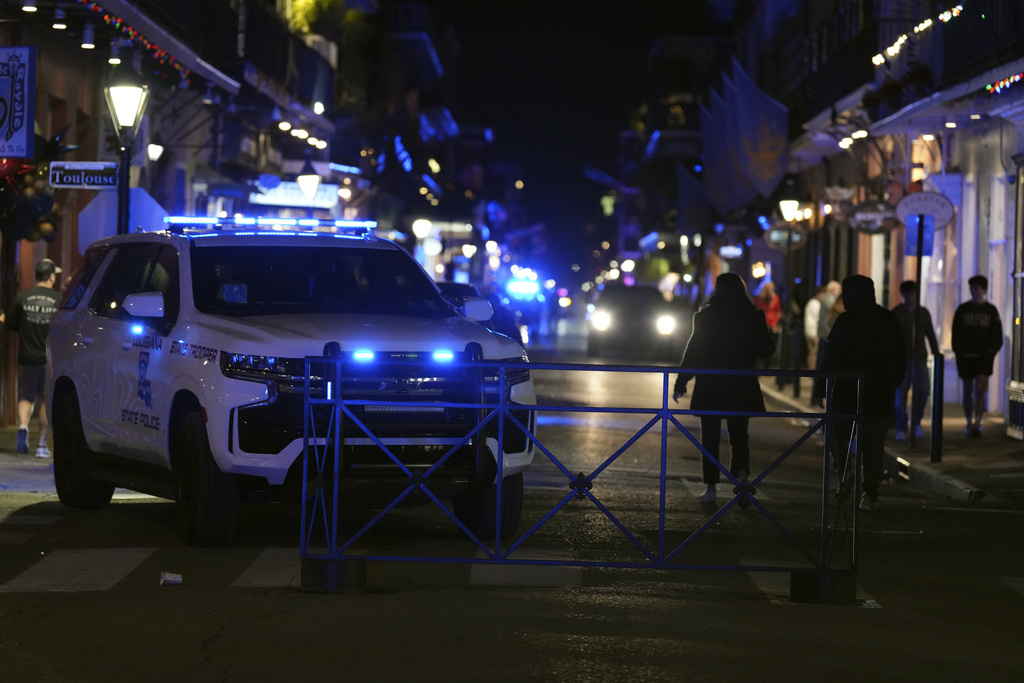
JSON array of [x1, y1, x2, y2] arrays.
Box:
[[673, 272, 776, 504]]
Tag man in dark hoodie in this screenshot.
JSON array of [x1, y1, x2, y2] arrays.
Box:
[[814, 275, 905, 511]]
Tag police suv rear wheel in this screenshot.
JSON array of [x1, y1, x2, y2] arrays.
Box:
[[173, 411, 240, 546]]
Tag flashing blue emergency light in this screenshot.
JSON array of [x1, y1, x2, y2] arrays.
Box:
[[432, 350, 454, 362], [163, 216, 377, 231], [352, 350, 375, 362], [507, 280, 540, 296], [131, 324, 144, 334]]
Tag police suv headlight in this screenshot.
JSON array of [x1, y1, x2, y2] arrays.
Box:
[[655, 315, 677, 336]]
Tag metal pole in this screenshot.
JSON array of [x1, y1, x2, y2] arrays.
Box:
[[117, 144, 131, 235], [931, 352, 943, 462], [909, 214, 925, 447]]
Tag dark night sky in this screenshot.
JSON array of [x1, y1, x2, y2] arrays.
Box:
[[425, 1, 735, 285]]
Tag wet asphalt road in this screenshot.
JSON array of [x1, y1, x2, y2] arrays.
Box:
[[1, 343, 1023, 681]]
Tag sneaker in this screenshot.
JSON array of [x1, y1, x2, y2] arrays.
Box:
[[35, 446, 51, 459], [699, 485, 717, 504], [969, 426, 982, 438], [894, 429, 907, 441], [16, 428, 28, 455], [859, 493, 878, 512], [914, 424, 925, 439]]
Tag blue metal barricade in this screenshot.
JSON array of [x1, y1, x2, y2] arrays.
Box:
[[299, 358, 864, 603]]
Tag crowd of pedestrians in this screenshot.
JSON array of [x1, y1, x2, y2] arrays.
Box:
[[676, 270, 1003, 512]]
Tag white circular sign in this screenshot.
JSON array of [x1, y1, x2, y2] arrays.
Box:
[[896, 191, 954, 226]]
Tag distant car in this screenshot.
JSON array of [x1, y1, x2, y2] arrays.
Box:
[[586, 283, 689, 360]]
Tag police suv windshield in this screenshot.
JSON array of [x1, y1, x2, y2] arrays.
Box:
[[191, 245, 454, 318]]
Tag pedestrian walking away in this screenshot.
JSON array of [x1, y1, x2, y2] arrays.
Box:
[[814, 280, 842, 369], [951, 275, 1003, 438], [5, 258, 63, 458], [891, 280, 939, 441], [673, 272, 776, 504], [814, 274, 905, 512], [803, 285, 826, 370]]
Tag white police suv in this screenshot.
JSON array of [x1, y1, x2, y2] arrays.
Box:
[[47, 217, 536, 546]]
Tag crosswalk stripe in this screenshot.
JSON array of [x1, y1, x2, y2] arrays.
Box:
[[1001, 576, 1024, 597], [231, 547, 301, 588], [0, 532, 35, 544], [0, 548, 154, 592], [2, 515, 62, 525]]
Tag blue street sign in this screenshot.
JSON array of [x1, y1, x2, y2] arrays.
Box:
[[905, 214, 934, 256]]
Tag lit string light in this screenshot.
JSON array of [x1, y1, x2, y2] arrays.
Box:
[[986, 72, 1024, 95], [872, 5, 963, 65], [76, 0, 191, 87]]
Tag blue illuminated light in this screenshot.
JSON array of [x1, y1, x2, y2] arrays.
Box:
[[163, 216, 377, 231], [353, 350, 375, 362], [131, 324, 144, 334], [432, 350, 454, 362], [507, 280, 540, 296]]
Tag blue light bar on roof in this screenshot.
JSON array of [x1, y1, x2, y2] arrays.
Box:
[[163, 216, 377, 230]]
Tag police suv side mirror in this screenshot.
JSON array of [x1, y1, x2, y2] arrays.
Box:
[[123, 292, 165, 318], [463, 296, 493, 322]]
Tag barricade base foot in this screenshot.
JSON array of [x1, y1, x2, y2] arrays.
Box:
[[789, 571, 857, 605], [300, 557, 367, 594]]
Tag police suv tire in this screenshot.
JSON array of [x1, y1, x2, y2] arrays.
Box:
[[453, 471, 523, 539], [53, 392, 115, 509], [173, 411, 240, 547]]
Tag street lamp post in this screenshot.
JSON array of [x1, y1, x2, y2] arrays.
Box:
[[104, 62, 149, 235]]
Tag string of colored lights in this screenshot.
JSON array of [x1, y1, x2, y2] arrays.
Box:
[[871, 4, 964, 66], [76, 0, 191, 87], [987, 73, 1023, 95]]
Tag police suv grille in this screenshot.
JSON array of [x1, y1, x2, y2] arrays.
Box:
[[235, 352, 530, 455]]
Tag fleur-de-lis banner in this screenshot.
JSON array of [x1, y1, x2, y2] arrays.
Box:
[[722, 72, 761, 209], [730, 57, 789, 198]]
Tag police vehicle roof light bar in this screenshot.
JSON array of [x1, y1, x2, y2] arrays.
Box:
[[163, 215, 377, 235]]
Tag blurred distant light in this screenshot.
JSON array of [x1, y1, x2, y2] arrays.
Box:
[[693, 164, 703, 172], [621, 259, 635, 273], [558, 296, 572, 308], [508, 280, 540, 296]]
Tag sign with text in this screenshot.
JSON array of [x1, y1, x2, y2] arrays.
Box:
[[249, 181, 340, 209], [50, 162, 119, 189], [0, 46, 36, 158], [896, 191, 954, 227]]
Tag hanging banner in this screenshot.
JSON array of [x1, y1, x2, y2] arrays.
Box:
[[731, 58, 789, 198], [700, 102, 730, 217], [721, 73, 760, 208], [675, 161, 710, 235], [0, 46, 36, 158]]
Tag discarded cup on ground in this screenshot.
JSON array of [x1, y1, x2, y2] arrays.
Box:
[[159, 571, 183, 586]]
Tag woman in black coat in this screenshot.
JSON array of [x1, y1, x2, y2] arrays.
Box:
[[673, 272, 776, 503]]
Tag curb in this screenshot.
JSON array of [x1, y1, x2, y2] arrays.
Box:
[[760, 384, 984, 502]]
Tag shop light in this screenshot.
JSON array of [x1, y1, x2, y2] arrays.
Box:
[[81, 22, 95, 49], [52, 6, 67, 29], [22, 0, 37, 12]]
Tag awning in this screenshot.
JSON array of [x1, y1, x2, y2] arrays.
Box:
[[95, 0, 241, 95], [870, 55, 1024, 135]]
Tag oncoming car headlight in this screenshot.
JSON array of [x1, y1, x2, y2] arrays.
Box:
[[655, 314, 677, 335], [591, 310, 612, 331]]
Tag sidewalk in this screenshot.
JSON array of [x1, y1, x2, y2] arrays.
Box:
[[760, 376, 1024, 507]]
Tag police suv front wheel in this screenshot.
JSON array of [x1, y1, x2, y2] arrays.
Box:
[[52, 392, 115, 510], [172, 411, 240, 546]]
